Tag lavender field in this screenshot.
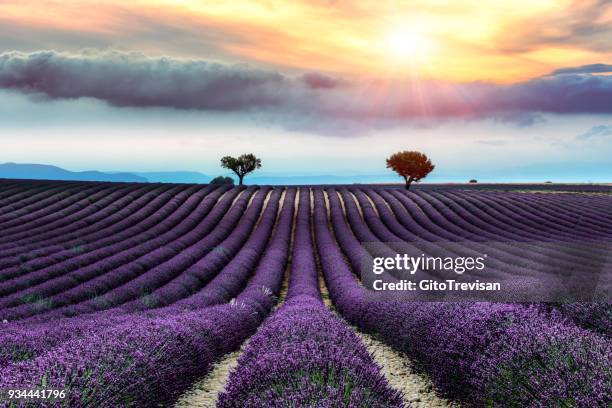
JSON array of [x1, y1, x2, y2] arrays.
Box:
[[0, 179, 610, 407]]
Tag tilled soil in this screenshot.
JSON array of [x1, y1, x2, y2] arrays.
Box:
[[174, 350, 241, 408], [319, 275, 460, 408]]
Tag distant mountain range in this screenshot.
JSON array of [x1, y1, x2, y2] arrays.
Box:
[[0, 163, 148, 182], [1, 162, 608, 184], [0, 163, 214, 183], [0, 163, 400, 185]]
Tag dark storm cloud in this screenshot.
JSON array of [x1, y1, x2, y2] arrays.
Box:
[[476, 72, 612, 115], [0, 50, 611, 131], [0, 50, 294, 110]]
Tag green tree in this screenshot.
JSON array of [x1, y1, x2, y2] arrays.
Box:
[[386, 151, 435, 190], [220, 153, 262, 185], [210, 176, 234, 185]]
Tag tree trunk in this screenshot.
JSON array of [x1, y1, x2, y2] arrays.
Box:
[[238, 175, 244, 185], [404, 177, 412, 190]]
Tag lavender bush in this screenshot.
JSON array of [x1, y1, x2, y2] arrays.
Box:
[[313, 188, 611, 407], [0, 181, 609, 408], [218, 189, 403, 408]]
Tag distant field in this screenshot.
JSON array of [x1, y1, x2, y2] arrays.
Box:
[[0, 179, 609, 407], [335, 182, 612, 193]]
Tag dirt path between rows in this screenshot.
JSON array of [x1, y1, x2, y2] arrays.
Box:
[[174, 275, 288, 408], [355, 331, 460, 408], [177, 189, 457, 408], [174, 269, 291, 408], [318, 275, 460, 408], [174, 190, 296, 408], [174, 349, 241, 408]]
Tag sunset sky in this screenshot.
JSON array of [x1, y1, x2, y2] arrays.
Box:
[[0, 0, 610, 181]]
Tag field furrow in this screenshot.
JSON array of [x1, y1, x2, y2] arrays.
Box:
[[0, 181, 609, 407]]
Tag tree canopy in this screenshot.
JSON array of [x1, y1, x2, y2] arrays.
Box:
[[220, 153, 262, 185], [386, 151, 435, 190], [210, 176, 234, 185]]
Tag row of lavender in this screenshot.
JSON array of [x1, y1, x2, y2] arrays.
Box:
[[0, 181, 608, 320], [0, 184, 254, 320], [313, 188, 611, 406], [0, 188, 297, 406], [0, 181, 609, 406], [0, 181, 608, 327], [0, 183, 201, 280], [0, 187, 290, 363], [218, 190, 402, 407], [0, 187, 404, 407], [341, 187, 611, 334], [0, 184, 609, 335]]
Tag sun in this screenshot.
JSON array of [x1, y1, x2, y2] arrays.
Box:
[[381, 23, 437, 66]]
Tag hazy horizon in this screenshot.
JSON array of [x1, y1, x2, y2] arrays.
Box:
[[0, 161, 609, 184]]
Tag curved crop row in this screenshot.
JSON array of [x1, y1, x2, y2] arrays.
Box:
[[0, 181, 87, 222], [0, 183, 173, 257], [0, 184, 200, 283], [366, 188, 608, 274], [0, 190, 301, 407], [0, 181, 609, 408], [218, 189, 403, 408], [0, 185, 226, 302], [314, 188, 611, 407], [0, 189, 296, 370], [0, 182, 113, 236], [0, 187, 255, 320], [0, 184, 185, 269]]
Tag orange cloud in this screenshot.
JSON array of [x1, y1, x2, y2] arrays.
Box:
[[0, 0, 610, 83]]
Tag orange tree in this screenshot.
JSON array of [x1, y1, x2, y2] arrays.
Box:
[[386, 151, 434, 190]]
